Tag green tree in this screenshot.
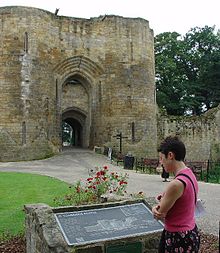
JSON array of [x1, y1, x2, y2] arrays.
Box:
[[155, 32, 186, 115], [201, 52, 220, 109], [181, 26, 220, 114], [155, 26, 220, 115]]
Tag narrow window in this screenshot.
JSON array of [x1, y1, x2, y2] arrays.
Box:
[[24, 32, 28, 53], [22, 121, 26, 145], [99, 81, 102, 102], [127, 96, 132, 108], [130, 42, 133, 61], [56, 79, 58, 104], [132, 122, 135, 142]]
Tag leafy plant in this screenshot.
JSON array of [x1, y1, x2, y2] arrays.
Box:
[[54, 166, 129, 206], [206, 164, 220, 183]]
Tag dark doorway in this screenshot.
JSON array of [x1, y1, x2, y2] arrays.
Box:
[[62, 118, 83, 147]]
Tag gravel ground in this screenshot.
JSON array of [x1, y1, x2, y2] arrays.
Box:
[[0, 232, 219, 253]]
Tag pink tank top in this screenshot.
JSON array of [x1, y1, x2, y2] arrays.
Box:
[[165, 168, 198, 232]]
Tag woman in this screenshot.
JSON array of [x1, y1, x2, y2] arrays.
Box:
[[152, 136, 200, 253]]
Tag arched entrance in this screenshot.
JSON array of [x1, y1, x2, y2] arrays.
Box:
[[62, 119, 82, 147], [61, 72, 91, 148], [62, 108, 88, 148], [54, 56, 104, 151]]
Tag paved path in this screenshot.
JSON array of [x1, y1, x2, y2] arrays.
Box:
[[0, 148, 219, 236]]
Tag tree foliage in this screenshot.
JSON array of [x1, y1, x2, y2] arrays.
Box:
[[155, 26, 220, 115]]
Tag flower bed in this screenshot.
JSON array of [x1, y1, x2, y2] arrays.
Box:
[[54, 166, 130, 206]]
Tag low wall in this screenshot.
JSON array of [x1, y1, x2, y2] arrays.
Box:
[[157, 105, 220, 161], [24, 200, 162, 253]]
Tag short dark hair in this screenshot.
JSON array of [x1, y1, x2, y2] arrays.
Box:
[[157, 136, 186, 161]]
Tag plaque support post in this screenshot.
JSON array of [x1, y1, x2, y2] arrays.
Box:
[[113, 132, 128, 153]]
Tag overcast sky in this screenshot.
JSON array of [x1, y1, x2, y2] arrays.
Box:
[[0, 0, 219, 35]]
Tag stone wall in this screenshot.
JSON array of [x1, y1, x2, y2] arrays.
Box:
[[0, 6, 157, 161], [157, 105, 220, 161], [24, 201, 161, 253], [1, 6, 219, 162]]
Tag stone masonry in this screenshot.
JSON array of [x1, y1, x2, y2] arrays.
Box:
[[0, 6, 157, 161], [157, 105, 220, 161], [0, 6, 220, 162]]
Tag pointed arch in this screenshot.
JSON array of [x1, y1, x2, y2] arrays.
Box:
[[53, 56, 104, 149], [54, 55, 104, 80]]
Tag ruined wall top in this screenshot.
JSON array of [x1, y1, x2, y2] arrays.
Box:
[[0, 5, 152, 30]]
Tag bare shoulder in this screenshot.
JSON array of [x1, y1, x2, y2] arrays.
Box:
[[169, 178, 184, 188], [166, 179, 184, 196]]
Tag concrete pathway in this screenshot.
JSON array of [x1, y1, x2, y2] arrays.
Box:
[[0, 148, 219, 236]]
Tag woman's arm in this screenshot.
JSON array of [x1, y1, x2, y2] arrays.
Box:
[[152, 179, 184, 220]]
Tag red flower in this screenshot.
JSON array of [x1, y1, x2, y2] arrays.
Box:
[[100, 170, 105, 175], [119, 181, 127, 185], [103, 166, 108, 170], [87, 177, 93, 181], [96, 172, 101, 177]]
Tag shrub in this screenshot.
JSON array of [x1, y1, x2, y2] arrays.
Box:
[[54, 165, 129, 206]]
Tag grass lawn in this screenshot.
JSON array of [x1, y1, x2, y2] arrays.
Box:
[[0, 172, 71, 237]]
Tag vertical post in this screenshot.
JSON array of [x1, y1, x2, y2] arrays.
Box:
[[119, 132, 122, 153], [113, 133, 122, 153], [113, 132, 127, 154], [207, 159, 210, 182]]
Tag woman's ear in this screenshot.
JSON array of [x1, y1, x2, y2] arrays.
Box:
[[168, 151, 175, 160]]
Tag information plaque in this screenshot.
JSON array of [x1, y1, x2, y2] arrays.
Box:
[[54, 202, 163, 246]]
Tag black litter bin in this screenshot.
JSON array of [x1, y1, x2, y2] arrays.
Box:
[[124, 155, 134, 170]]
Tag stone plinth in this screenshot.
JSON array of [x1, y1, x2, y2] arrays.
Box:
[[24, 200, 162, 253]]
